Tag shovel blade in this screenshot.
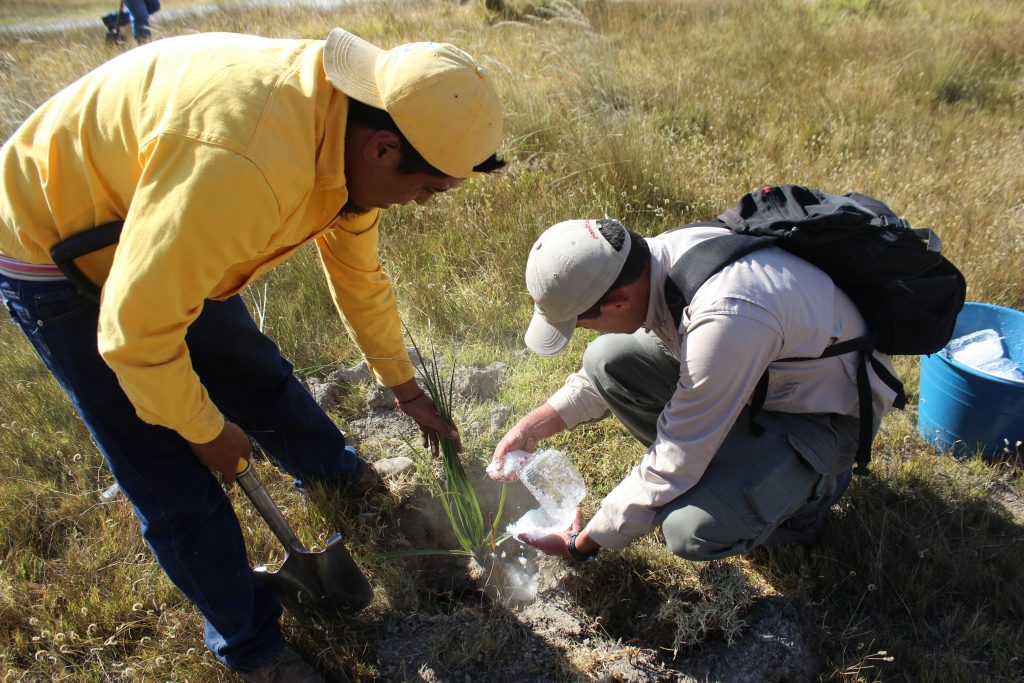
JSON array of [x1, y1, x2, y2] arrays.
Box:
[[254, 533, 373, 617]]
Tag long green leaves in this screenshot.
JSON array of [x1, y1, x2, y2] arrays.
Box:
[[406, 331, 508, 559]]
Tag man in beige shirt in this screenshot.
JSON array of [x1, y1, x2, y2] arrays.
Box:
[[490, 217, 899, 563]]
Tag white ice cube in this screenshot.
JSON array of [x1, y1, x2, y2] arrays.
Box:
[[486, 448, 531, 480], [945, 329, 1005, 369]]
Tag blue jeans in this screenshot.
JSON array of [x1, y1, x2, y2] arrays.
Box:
[[0, 276, 364, 672], [123, 0, 159, 35]]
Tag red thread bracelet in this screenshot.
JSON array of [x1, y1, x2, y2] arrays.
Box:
[[393, 390, 426, 412]]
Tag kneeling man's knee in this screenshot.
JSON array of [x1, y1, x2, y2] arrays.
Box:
[[582, 334, 638, 384], [661, 506, 740, 562]]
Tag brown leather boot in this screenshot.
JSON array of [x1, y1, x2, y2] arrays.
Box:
[[236, 646, 324, 683], [344, 456, 414, 498]]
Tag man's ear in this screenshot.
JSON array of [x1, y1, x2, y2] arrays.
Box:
[[364, 129, 402, 163], [599, 290, 631, 311]]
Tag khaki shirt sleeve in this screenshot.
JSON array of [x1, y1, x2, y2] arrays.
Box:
[[545, 368, 610, 428], [315, 212, 413, 387], [97, 136, 281, 444]]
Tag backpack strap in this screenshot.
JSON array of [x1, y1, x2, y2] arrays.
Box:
[[761, 337, 906, 475], [664, 233, 776, 327], [853, 350, 873, 475], [49, 221, 125, 304], [664, 232, 775, 438], [748, 341, 876, 473]]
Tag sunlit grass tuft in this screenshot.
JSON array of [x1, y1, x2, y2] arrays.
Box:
[[405, 333, 508, 560]]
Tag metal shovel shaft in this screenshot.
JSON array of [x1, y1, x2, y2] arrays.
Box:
[[236, 460, 305, 552]]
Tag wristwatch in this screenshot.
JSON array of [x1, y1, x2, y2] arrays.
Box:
[[567, 531, 600, 562]]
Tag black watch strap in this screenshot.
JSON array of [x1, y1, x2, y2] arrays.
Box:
[[567, 531, 599, 562]]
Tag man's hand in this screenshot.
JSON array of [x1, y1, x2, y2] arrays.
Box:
[[488, 403, 567, 481], [520, 529, 573, 557], [188, 421, 251, 485], [487, 427, 538, 482], [392, 379, 461, 457], [517, 509, 600, 559]]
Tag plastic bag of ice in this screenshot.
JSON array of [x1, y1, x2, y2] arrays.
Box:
[[518, 449, 586, 519], [945, 329, 1005, 369], [506, 449, 587, 543], [978, 357, 1024, 383]]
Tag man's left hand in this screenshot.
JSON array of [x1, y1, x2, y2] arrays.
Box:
[[517, 509, 599, 559], [518, 528, 573, 557]]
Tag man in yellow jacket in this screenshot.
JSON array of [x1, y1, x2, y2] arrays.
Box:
[[0, 28, 504, 681]]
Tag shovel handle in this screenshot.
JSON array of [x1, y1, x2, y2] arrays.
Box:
[[235, 456, 305, 552]]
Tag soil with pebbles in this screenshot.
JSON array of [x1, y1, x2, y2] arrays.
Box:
[[372, 545, 824, 683]]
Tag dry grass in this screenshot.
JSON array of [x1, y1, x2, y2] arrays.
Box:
[[1, 0, 1023, 680]]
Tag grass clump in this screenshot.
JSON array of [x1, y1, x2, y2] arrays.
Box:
[[407, 333, 508, 561]]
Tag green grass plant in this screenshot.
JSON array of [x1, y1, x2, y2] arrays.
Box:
[[405, 333, 509, 560], [1, 0, 1022, 680]]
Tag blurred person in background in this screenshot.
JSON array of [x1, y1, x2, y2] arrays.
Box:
[[102, 0, 161, 43]]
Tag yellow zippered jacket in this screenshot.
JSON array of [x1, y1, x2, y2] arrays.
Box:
[[0, 33, 413, 443]]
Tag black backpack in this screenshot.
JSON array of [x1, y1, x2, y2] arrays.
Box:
[[664, 184, 967, 474]]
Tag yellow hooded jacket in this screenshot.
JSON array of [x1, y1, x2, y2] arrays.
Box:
[[0, 33, 413, 443]]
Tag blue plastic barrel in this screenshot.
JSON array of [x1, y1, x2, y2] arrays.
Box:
[[918, 302, 1024, 460]]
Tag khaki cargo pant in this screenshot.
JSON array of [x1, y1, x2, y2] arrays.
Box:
[[582, 330, 863, 560]]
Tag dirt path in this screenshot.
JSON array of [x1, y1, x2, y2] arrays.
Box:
[[0, 0, 362, 36]]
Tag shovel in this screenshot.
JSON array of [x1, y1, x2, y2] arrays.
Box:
[[235, 456, 373, 617]]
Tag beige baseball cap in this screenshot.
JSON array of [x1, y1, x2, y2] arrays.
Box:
[[323, 28, 503, 179], [524, 219, 631, 355]]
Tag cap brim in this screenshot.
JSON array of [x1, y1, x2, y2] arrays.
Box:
[[324, 28, 384, 108], [524, 309, 576, 356]]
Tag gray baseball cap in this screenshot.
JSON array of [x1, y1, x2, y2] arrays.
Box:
[[524, 219, 630, 355]]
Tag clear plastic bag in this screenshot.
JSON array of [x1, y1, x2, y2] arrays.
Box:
[[518, 449, 586, 518], [945, 329, 1005, 368], [506, 449, 588, 541]]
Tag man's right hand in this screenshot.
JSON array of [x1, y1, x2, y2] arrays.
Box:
[[487, 404, 567, 481], [188, 421, 251, 485]]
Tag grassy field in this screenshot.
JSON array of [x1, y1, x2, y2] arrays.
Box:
[[1, 0, 1023, 681]]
